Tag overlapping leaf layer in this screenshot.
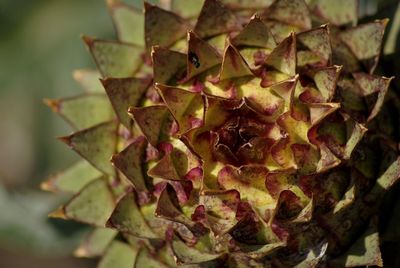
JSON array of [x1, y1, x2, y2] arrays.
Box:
[[43, 0, 399, 267]]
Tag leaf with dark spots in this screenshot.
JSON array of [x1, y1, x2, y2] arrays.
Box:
[[339, 20, 388, 73], [309, 0, 358, 26], [148, 148, 189, 181], [108, 1, 144, 46], [156, 186, 200, 234], [129, 105, 175, 147], [152, 46, 187, 84], [186, 31, 222, 80], [144, 2, 188, 50], [156, 84, 205, 135], [312, 65, 341, 102], [102, 77, 150, 129], [261, 0, 311, 30], [308, 102, 340, 125], [219, 43, 253, 81], [352, 72, 393, 122], [111, 136, 148, 192], [218, 165, 274, 217], [58, 121, 118, 176], [274, 190, 303, 221], [49, 178, 115, 227], [317, 143, 341, 172], [330, 219, 383, 267], [231, 15, 276, 49], [296, 25, 331, 67], [107, 191, 158, 239], [291, 143, 319, 175], [194, 0, 241, 39], [200, 189, 240, 235], [45, 94, 115, 130], [82, 36, 143, 78], [265, 33, 297, 76]]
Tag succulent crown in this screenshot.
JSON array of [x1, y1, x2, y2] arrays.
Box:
[[43, 0, 400, 267]]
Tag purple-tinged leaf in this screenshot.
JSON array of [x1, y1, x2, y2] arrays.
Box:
[[129, 105, 174, 147], [102, 77, 150, 129], [156, 84, 205, 135], [111, 136, 148, 192]]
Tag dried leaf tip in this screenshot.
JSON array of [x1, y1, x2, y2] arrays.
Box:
[[43, 98, 60, 112]]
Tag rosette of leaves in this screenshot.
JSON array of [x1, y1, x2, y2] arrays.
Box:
[[42, 0, 400, 267]]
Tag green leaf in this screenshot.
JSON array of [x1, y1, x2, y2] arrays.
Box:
[[73, 69, 104, 93], [343, 118, 367, 159], [74, 228, 117, 258], [102, 77, 150, 129], [108, 1, 144, 46], [352, 72, 393, 122], [83, 36, 143, 78], [331, 220, 383, 267], [59, 121, 118, 176], [171, 0, 204, 18], [144, 3, 188, 49], [156, 84, 205, 135], [50, 178, 115, 227], [265, 33, 296, 76], [45, 94, 114, 130], [194, 0, 241, 39], [148, 148, 189, 181], [200, 190, 239, 235], [187, 31, 222, 80], [41, 160, 102, 194], [99, 241, 138, 268], [129, 105, 174, 147], [309, 0, 358, 26], [107, 191, 158, 239], [263, 0, 311, 30], [219, 44, 253, 81], [231, 15, 276, 49], [134, 247, 169, 268], [296, 25, 331, 66], [339, 20, 388, 72], [171, 237, 223, 264], [217, 165, 274, 214], [111, 136, 148, 192]]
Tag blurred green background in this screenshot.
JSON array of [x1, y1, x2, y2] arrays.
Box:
[[0, 0, 114, 267], [0, 0, 398, 267]]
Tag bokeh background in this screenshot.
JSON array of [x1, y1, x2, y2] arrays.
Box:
[[0, 0, 399, 267]]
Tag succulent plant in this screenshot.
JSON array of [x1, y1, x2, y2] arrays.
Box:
[[42, 0, 400, 267]]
